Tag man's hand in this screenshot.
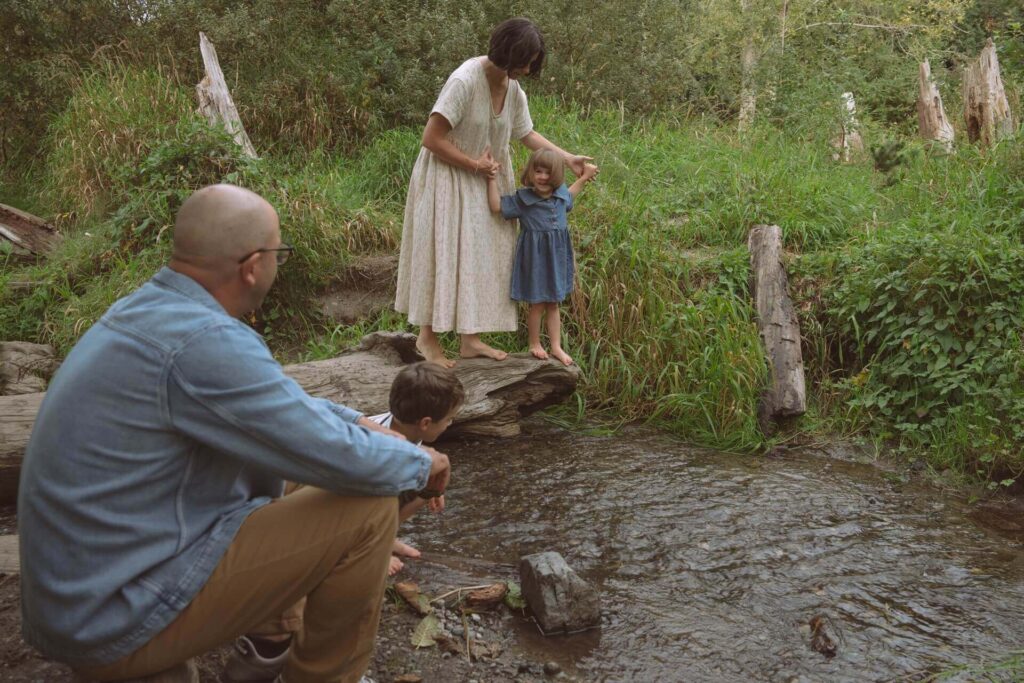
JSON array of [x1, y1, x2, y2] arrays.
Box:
[[357, 415, 407, 441], [417, 445, 450, 498]]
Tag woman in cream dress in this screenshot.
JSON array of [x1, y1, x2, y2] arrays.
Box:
[[395, 18, 593, 366]]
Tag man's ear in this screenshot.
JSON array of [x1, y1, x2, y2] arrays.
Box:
[[238, 254, 259, 287]]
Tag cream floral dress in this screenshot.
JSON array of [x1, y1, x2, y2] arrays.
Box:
[[395, 57, 533, 333]]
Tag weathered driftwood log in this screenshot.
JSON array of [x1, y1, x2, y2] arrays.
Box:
[[0, 332, 579, 504], [0, 203, 61, 256], [0, 342, 59, 396], [196, 32, 258, 159], [917, 60, 955, 152], [747, 225, 806, 430], [963, 39, 1014, 148]]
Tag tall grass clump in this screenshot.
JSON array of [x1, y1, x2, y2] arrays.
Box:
[[41, 60, 198, 220]]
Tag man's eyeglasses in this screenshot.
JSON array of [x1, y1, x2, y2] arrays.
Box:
[[238, 243, 294, 265]]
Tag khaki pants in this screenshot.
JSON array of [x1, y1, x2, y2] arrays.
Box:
[[78, 486, 397, 683]]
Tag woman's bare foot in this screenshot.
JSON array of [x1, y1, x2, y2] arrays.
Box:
[[529, 343, 549, 360], [388, 555, 404, 576], [393, 539, 421, 558], [550, 347, 574, 366], [415, 337, 455, 368], [460, 336, 508, 361]]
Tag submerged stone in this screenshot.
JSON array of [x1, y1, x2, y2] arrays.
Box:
[[519, 551, 601, 634]]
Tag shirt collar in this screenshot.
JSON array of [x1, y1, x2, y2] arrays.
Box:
[[151, 266, 230, 316], [517, 184, 571, 205]]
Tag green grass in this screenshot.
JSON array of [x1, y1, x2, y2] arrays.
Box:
[[3, 63, 1024, 479]]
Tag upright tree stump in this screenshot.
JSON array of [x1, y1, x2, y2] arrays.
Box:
[[196, 32, 258, 159], [747, 225, 806, 432], [831, 92, 864, 162], [963, 39, 1014, 148], [917, 60, 955, 152]]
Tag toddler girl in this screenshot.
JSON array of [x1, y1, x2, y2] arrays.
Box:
[[487, 148, 598, 365]]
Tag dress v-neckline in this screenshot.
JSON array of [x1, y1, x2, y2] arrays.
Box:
[[478, 58, 510, 118]]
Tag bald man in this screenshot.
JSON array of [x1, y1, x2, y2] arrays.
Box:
[[18, 185, 449, 683]]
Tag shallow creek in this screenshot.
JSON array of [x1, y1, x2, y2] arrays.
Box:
[[402, 421, 1024, 682]]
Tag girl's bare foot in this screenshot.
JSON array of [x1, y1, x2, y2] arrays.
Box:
[[550, 348, 574, 366], [460, 337, 508, 361], [529, 343, 549, 360], [415, 337, 455, 368], [393, 539, 421, 558], [388, 555, 404, 576]]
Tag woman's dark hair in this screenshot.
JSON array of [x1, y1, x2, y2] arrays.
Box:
[[488, 17, 545, 77]]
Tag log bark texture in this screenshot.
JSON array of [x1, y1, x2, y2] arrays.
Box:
[[963, 39, 1014, 148], [0, 332, 579, 504], [747, 225, 806, 429], [0, 342, 58, 396], [0, 203, 61, 256], [196, 32, 257, 159], [917, 60, 955, 152]]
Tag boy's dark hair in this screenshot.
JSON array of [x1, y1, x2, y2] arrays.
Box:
[[488, 17, 545, 78], [389, 362, 466, 423], [520, 148, 564, 188]]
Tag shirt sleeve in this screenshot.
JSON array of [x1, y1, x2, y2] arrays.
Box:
[[431, 74, 471, 129], [167, 323, 431, 496], [511, 84, 533, 140], [500, 194, 523, 220]]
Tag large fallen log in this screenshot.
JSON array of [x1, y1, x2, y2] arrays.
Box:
[[747, 224, 806, 431], [0, 203, 61, 256], [0, 332, 579, 504]]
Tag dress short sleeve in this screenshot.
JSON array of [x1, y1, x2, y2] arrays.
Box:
[[500, 194, 523, 219], [431, 75, 471, 129], [510, 85, 533, 140]]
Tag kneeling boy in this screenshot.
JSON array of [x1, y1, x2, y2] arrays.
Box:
[[368, 361, 464, 575]]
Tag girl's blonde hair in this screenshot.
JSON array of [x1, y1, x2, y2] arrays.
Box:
[[520, 148, 564, 189]]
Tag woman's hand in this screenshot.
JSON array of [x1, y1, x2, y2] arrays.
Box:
[[473, 146, 499, 179], [567, 154, 594, 177]]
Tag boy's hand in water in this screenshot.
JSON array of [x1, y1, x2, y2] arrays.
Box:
[[428, 494, 446, 513], [419, 445, 451, 497]]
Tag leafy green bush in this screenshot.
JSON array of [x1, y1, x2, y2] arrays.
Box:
[[824, 228, 1024, 478]]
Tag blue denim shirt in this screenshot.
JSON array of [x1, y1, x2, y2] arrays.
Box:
[[17, 267, 431, 666]]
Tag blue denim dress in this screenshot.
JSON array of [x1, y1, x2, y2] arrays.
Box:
[[500, 185, 575, 303]]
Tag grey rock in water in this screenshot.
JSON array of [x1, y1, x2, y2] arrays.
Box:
[[519, 551, 601, 634]]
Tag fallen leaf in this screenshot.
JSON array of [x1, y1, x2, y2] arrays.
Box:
[[410, 614, 442, 648], [433, 634, 463, 656], [393, 676, 423, 683], [395, 581, 432, 616], [470, 639, 503, 661], [466, 582, 508, 610], [808, 614, 837, 659], [503, 581, 526, 610]]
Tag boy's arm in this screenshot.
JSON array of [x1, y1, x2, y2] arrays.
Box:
[[487, 175, 502, 214], [568, 162, 599, 198]]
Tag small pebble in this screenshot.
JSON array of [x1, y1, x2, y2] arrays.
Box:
[[471, 613, 481, 622], [544, 661, 562, 676]]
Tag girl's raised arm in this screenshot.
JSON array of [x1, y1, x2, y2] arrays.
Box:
[[568, 163, 599, 198]]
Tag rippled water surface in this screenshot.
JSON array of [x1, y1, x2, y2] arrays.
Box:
[[404, 422, 1024, 682]]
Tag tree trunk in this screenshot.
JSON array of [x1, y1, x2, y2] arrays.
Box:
[[0, 203, 61, 256], [917, 60, 955, 152], [738, 0, 758, 133], [831, 92, 863, 162], [0, 332, 579, 504], [963, 39, 1014, 148], [747, 225, 806, 432], [196, 32, 258, 159]]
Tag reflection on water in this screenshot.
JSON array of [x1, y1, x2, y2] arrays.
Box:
[[404, 422, 1024, 682]]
